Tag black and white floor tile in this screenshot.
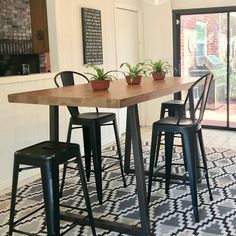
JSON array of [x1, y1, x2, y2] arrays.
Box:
[[1, 143, 236, 235]]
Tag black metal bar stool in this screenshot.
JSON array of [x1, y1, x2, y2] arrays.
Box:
[[154, 99, 186, 167], [148, 73, 214, 222], [8, 141, 96, 236], [54, 71, 126, 204]]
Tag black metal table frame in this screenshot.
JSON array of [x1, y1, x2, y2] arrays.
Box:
[[49, 104, 151, 236]]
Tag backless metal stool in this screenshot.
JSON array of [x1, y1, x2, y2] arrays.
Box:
[[8, 141, 96, 236]]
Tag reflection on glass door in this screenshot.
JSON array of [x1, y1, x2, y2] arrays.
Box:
[[229, 12, 236, 128], [180, 13, 228, 127]]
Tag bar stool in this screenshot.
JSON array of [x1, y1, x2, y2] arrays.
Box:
[[54, 71, 126, 204], [154, 99, 186, 167], [148, 73, 214, 222], [8, 141, 96, 236]]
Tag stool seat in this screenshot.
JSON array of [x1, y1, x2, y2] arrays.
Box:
[[154, 99, 186, 167], [160, 99, 186, 117], [9, 141, 96, 236], [15, 141, 78, 164], [162, 99, 185, 106], [72, 112, 115, 121]]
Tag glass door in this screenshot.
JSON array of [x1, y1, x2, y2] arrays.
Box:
[[174, 8, 236, 129]]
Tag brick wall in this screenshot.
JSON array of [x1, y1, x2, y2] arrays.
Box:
[[0, 0, 50, 74], [0, 0, 33, 55], [180, 13, 228, 77], [0, 0, 32, 40]]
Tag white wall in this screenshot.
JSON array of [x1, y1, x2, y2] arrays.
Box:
[[0, 76, 55, 189], [139, 1, 173, 126]]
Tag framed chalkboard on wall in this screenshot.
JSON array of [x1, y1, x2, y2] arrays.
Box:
[[81, 8, 103, 65]]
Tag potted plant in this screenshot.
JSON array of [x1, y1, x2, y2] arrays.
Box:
[[146, 59, 172, 80], [120, 62, 146, 85], [85, 64, 117, 91]]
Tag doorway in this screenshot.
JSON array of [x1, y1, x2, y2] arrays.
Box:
[[115, 4, 141, 133], [173, 7, 236, 129]]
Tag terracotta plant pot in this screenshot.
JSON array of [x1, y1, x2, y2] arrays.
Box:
[[125, 75, 142, 85], [91, 80, 110, 91], [152, 72, 165, 80]]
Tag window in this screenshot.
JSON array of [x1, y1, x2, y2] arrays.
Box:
[[196, 21, 207, 56]]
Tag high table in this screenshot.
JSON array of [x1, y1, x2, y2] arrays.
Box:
[[8, 76, 196, 236]]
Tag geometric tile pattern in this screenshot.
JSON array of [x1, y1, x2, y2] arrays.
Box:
[[1, 144, 236, 235]]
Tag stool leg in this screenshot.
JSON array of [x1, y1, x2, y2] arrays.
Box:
[[197, 129, 213, 201], [9, 159, 20, 235], [66, 119, 73, 143], [83, 126, 92, 181], [148, 124, 158, 203], [181, 134, 188, 171], [183, 129, 199, 222], [41, 160, 60, 235], [113, 118, 127, 187], [154, 106, 166, 167], [95, 124, 103, 204], [154, 132, 162, 168], [60, 120, 73, 197], [75, 148, 96, 236], [165, 132, 174, 194], [60, 163, 67, 197], [89, 123, 102, 204]]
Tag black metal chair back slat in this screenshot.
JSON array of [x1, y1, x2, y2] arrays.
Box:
[[177, 73, 213, 125], [54, 71, 90, 118]]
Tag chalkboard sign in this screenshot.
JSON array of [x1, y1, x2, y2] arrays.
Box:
[[81, 8, 103, 65]]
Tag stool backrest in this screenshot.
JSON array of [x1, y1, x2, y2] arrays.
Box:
[[54, 71, 98, 118], [177, 73, 214, 125]]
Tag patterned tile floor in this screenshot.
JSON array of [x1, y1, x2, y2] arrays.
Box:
[[1, 127, 236, 235]]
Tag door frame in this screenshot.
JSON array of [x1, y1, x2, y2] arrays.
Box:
[[173, 6, 236, 130], [114, 2, 143, 68]]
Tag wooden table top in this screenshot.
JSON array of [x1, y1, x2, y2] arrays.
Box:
[[8, 76, 197, 108]]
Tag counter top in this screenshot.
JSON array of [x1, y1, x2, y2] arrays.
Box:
[[0, 73, 56, 85]]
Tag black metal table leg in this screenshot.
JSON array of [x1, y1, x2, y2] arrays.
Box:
[[127, 105, 151, 236], [124, 107, 132, 173], [124, 105, 143, 174]]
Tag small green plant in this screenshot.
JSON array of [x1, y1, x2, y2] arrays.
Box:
[[120, 62, 146, 79], [146, 59, 172, 74], [85, 64, 117, 80]]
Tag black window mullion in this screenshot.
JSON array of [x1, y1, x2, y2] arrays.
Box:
[[227, 12, 230, 128]]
